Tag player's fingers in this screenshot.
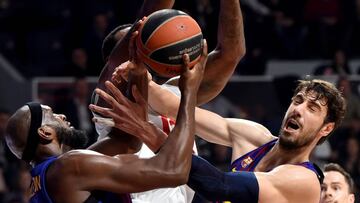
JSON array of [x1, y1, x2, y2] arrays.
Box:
[[104, 81, 129, 106], [131, 85, 147, 106], [89, 104, 113, 119], [92, 88, 119, 109], [181, 54, 190, 73], [129, 31, 139, 62], [92, 117, 115, 127], [199, 39, 208, 65]]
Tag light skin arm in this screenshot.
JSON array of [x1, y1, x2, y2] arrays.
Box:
[[149, 81, 274, 160], [256, 165, 321, 203], [188, 156, 320, 203]]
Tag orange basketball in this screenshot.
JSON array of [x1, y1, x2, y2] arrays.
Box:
[[136, 9, 203, 78]]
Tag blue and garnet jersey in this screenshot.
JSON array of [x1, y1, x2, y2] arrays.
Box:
[[231, 139, 324, 183], [29, 156, 132, 203]]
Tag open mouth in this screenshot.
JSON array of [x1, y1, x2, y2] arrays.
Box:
[[286, 119, 300, 131]]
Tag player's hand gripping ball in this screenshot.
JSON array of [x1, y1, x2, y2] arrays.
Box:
[[136, 9, 203, 78]]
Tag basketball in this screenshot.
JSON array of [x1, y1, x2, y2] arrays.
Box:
[[136, 9, 203, 78]]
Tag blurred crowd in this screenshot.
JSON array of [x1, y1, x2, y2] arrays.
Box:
[[0, 0, 360, 77], [1, 0, 360, 202]]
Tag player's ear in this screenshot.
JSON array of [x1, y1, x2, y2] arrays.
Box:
[[38, 125, 56, 142], [319, 122, 334, 137]]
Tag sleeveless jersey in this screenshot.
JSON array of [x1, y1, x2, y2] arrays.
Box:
[[231, 139, 323, 181], [92, 83, 196, 203], [131, 110, 197, 203], [29, 156, 131, 203]]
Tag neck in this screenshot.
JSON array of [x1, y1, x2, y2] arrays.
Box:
[[32, 145, 62, 166], [258, 140, 313, 171]]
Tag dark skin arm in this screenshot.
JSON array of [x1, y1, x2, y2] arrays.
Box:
[[100, 0, 175, 85], [47, 44, 208, 203], [89, 0, 174, 155], [165, 0, 245, 105]]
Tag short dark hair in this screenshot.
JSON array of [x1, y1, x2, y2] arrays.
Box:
[[323, 163, 354, 194], [293, 79, 346, 144], [102, 24, 132, 62]]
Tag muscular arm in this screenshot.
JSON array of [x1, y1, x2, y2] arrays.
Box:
[[53, 55, 203, 199], [149, 80, 274, 160], [188, 156, 321, 203], [61, 89, 194, 192], [166, 0, 245, 104], [197, 0, 245, 104]]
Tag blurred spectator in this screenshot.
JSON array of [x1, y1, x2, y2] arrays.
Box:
[[337, 137, 359, 175], [304, 0, 351, 57], [271, 0, 307, 58], [65, 47, 91, 77], [311, 139, 332, 168], [329, 76, 360, 165], [237, 47, 268, 75], [314, 50, 351, 75], [337, 76, 360, 132], [83, 13, 111, 75], [0, 108, 10, 202]]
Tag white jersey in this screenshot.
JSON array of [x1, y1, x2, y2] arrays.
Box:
[[131, 84, 197, 203], [93, 84, 196, 203]]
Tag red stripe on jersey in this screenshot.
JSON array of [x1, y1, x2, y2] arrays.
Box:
[[161, 116, 171, 134]]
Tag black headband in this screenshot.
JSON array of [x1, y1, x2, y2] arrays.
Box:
[[22, 102, 42, 161]]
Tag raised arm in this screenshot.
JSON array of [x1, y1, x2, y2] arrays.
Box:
[[188, 155, 321, 203], [77, 42, 208, 193], [166, 0, 245, 104], [197, 0, 245, 104]]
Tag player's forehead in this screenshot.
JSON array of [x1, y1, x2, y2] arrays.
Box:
[[324, 171, 347, 184], [40, 105, 52, 113], [294, 90, 328, 106]]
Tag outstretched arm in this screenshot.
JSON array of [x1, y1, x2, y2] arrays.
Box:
[[188, 155, 321, 203], [149, 79, 275, 160], [77, 42, 208, 193]]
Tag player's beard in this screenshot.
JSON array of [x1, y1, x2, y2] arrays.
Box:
[[55, 126, 88, 149], [278, 128, 317, 151]]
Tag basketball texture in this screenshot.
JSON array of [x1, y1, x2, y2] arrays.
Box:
[[136, 9, 203, 78]]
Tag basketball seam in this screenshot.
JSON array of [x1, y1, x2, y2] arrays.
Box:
[[148, 33, 202, 57], [144, 15, 191, 47]]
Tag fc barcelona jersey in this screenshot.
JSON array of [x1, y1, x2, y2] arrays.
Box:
[[231, 139, 323, 182], [29, 156, 132, 203]]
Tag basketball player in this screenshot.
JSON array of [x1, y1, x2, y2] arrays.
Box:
[[4, 42, 208, 203], [90, 0, 245, 202], [320, 163, 355, 203], [112, 78, 346, 202]]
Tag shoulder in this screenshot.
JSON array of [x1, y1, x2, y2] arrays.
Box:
[[256, 164, 320, 203], [227, 118, 275, 146]]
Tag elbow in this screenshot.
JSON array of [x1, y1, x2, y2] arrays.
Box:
[[159, 160, 191, 186], [232, 43, 246, 63], [217, 42, 246, 65]]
